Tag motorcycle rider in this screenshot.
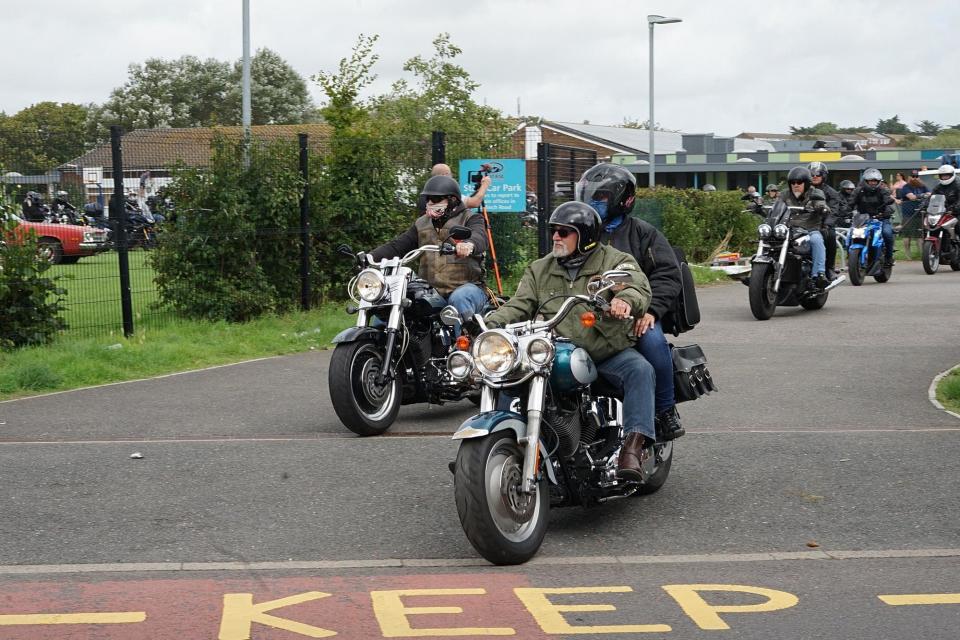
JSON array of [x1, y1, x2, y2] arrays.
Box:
[[898, 169, 929, 260], [765, 183, 781, 203], [808, 161, 842, 280], [370, 175, 490, 328], [483, 201, 656, 480], [932, 164, 960, 212], [576, 163, 685, 441], [838, 180, 856, 225], [850, 168, 896, 267], [21, 191, 47, 222], [779, 166, 829, 291]]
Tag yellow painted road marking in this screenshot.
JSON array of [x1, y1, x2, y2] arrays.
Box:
[[879, 594, 960, 606], [219, 591, 335, 639], [371, 588, 514, 637], [514, 586, 671, 634], [0, 612, 146, 625], [662, 584, 799, 630]]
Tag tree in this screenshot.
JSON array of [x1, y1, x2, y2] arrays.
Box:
[[906, 129, 960, 150], [621, 117, 676, 131], [915, 120, 942, 136], [875, 115, 910, 135], [0, 102, 91, 174], [222, 48, 315, 125], [789, 122, 839, 135]]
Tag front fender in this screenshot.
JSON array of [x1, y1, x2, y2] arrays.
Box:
[[751, 255, 774, 264], [452, 410, 558, 485], [331, 326, 381, 345]]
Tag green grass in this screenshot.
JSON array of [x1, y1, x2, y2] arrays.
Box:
[[690, 264, 732, 286], [0, 305, 353, 401], [936, 368, 960, 414]]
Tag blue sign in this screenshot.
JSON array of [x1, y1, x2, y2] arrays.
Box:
[[458, 159, 526, 212]]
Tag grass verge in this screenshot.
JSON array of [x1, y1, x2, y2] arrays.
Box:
[[691, 264, 734, 286], [935, 367, 960, 414]]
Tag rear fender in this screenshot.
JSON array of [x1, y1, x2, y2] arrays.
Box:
[[452, 410, 558, 485]]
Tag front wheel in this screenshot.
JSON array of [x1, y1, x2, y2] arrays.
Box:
[[454, 432, 549, 565], [848, 248, 864, 285], [328, 340, 400, 436], [748, 262, 777, 320], [922, 240, 940, 274]]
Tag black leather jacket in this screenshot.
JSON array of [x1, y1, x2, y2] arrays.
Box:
[[817, 183, 841, 227], [851, 185, 895, 219], [932, 180, 960, 212], [779, 187, 827, 229]]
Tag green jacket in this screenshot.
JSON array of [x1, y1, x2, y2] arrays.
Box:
[[485, 244, 651, 362]]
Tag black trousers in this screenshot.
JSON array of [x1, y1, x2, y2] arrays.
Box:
[[824, 225, 837, 272]]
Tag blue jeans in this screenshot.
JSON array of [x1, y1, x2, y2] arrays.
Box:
[[447, 283, 489, 334], [596, 348, 656, 441], [880, 220, 894, 261], [635, 321, 675, 415], [807, 230, 825, 276]]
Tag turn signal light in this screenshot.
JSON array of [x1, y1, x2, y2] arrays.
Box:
[[456, 335, 471, 351], [580, 311, 596, 328]]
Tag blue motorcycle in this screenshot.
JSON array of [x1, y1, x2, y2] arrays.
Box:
[[845, 211, 893, 285]]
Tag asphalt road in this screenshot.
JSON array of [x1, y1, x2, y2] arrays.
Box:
[[1, 262, 958, 639]]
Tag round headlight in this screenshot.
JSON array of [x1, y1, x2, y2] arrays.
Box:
[[757, 223, 772, 239], [447, 351, 473, 380], [355, 269, 385, 302], [473, 330, 518, 377], [526, 337, 555, 366], [774, 224, 789, 239]]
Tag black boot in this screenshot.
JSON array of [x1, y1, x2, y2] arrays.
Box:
[[656, 408, 685, 441], [617, 432, 649, 481]]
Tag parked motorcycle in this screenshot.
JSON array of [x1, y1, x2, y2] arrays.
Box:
[[747, 201, 844, 320], [447, 270, 676, 565], [328, 226, 480, 436], [919, 194, 960, 274], [846, 211, 893, 286]]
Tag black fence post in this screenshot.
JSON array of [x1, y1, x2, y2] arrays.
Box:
[[298, 133, 311, 311], [110, 125, 134, 337], [536, 142, 550, 257], [431, 131, 445, 166]]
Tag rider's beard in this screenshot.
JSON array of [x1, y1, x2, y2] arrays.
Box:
[[552, 242, 572, 258]]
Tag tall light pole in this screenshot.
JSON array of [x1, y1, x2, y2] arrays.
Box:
[[647, 14, 682, 189], [242, 0, 251, 135]]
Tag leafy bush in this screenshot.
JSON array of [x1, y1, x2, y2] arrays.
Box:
[[0, 209, 66, 350]]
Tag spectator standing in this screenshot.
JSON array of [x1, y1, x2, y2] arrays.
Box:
[[896, 170, 929, 260]]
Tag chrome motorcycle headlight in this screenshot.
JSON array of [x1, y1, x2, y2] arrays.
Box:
[[757, 223, 772, 239], [446, 351, 473, 381], [851, 227, 867, 239], [928, 214, 942, 227], [355, 269, 385, 302], [473, 330, 518, 377], [774, 224, 789, 239], [526, 337, 555, 366]]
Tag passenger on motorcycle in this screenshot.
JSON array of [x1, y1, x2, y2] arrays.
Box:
[[764, 183, 781, 203], [577, 163, 685, 441], [932, 164, 960, 212], [780, 166, 829, 291], [369, 175, 490, 329], [850, 168, 896, 267], [808, 161, 842, 280], [483, 201, 656, 480]]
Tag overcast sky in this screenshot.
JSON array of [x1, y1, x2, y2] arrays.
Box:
[[5, 0, 959, 134]]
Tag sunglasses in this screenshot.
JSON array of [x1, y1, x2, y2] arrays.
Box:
[[788, 180, 806, 185], [425, 195, 447, 204], [550, 226, 574, 238]]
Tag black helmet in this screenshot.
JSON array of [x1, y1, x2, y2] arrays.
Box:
[[787, 166, 812, 190], [576, 163, 636, 220], [420, 175, 462, 202], [701, 184, 717, 192], [807, 161, 829, 179], [548, 201, 602, 255], [840, 179, 855, 191]]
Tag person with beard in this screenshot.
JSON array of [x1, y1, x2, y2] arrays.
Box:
[[897, 169, 930, 260], [780, 166, 829, 292], [808, 161, 842, 280], [576, 163, 685, 442], [850, 168, 896, 267], [370, 175, 490, 327], [484, 202, 656, 479]]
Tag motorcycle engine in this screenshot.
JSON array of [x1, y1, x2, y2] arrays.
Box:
[[543, 399, 583, 458]]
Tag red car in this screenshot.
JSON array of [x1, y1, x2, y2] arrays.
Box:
[[5, 212, 110, 264]]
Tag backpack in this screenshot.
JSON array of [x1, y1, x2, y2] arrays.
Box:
[[661, 246, 700, 336]]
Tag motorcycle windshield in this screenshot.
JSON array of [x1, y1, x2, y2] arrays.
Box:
[[928, 194, 946, 215], [765, 200, 789, 226], [851, 211, 870, 227]]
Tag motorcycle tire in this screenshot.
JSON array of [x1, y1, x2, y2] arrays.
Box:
[[874, 264, 892, 283], [328, 340, 400, 436], [636, 442, 674, 495], [454, 432, 549, 565], [950, 248, 960, 271], [748, 262, 777, 320], [921, 241, 939, 274], [800, 291, 828, 310], [848, 248, 864, 286]]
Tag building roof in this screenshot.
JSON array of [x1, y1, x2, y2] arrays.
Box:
[[543, 121, 685, 155], [63, 124, 332, 170]]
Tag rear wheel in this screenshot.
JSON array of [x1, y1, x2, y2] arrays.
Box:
[[922, 240, 939, 274], [328, 340, 400, 436], [800, 291, 828, 310], [949, 245, 960, 271], [748, 263, 777, 320], [637, 442, 673, 495], [848, 248, 864, 285], [874, 264, 892, 283]]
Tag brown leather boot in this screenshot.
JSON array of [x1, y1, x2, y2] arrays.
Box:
[[617, 432, 649, 481]]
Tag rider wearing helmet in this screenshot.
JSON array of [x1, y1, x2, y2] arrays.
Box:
[[370, 175, 490, 324], [850, 167, 896, 267], [484, 201, 656, 480], [21, 191, 47, 222], [932, 164, 960, 212], [780, 166, 829, 291], [701, 184, 717, 192], [898, 169, 930, 260], [838, 179, 856, 221], [578, 163, 685, 441], [808, 161, 842, 280]]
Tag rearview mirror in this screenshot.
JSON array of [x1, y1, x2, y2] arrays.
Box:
[[601, 270, 633, 284], [440, 305, 462, 327], [448, 225, 471, 241]]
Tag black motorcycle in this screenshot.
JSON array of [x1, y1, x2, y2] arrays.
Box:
[[328, 226, 481, 436], [747, 201, 845, 320]]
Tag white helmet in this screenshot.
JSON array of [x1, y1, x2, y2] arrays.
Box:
[[938, 164, 956, 186]]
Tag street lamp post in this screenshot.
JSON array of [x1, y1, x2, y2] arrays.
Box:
[[647, 14, 682, 189]]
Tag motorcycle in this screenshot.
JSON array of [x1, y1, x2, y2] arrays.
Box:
[[919, 194, 960, 274], [328, 226, 481, 436], [447, 270, 676, 565], [747, 201, 844, 320], [846, 211, 893, 286]]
